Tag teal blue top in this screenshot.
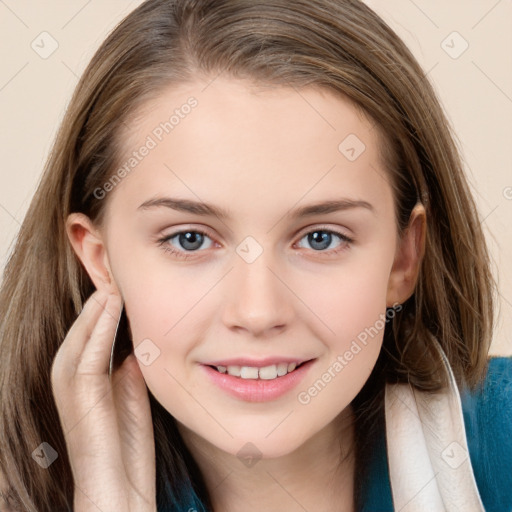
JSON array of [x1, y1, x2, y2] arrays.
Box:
[[360, 356, 512, 511], [162, 356, 512, 512]]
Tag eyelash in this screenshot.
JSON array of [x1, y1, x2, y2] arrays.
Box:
[[156, 226, 354, 260]]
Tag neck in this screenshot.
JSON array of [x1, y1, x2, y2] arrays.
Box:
[[177, 406, 357, 512]]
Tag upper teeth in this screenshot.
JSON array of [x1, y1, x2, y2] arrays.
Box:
[[215, 362, 298, 380]]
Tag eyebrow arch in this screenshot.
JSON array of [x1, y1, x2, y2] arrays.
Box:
[[137, 196, 375, 219]]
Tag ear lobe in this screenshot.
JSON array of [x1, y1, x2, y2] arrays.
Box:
[[386, 203, 426, 307], [65, 213, 116, 294]]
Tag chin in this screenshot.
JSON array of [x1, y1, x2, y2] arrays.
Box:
[[216, 431, 308, 461]]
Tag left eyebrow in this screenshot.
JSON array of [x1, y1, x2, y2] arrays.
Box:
[[137, 196, 375, 219], [290, 199, 375, 218]]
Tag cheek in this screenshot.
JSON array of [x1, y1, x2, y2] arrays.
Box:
[[118, 268, 217, 402], [292, 253, 392, 394], [119, 255, 213, 341], [295, 255, 392, 344]]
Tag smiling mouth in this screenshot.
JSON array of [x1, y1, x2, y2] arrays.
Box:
[[207, 360, 311, 380]]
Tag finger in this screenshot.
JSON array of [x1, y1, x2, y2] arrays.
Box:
[[112, 355, 156, 502], [52, 289, 109, 380], [75, 293, 123, 377]]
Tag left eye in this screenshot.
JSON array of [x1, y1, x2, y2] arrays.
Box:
[[296, 229, 353, 253], [157, 227, 353, 259]]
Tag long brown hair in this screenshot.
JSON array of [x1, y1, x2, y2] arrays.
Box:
[[0, 0, 496, 510]]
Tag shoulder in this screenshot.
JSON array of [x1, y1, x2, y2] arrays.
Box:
[[461, 356, 512, 433], [460, 356, 512, 512]]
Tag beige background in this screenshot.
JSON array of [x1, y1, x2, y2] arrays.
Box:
[[0, 1, 510, 355]]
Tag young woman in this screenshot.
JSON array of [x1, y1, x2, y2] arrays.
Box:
[[0, 1, 510, 511]]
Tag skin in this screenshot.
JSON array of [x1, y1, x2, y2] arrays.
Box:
[[63, 76, 426, 511]]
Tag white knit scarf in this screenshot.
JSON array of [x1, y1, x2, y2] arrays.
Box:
[[384, 340, 485, 511]]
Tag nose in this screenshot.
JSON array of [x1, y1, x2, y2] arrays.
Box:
[[221, 251, 293, 337]]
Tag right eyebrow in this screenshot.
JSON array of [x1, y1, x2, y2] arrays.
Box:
[[137, 196, 231, 219]]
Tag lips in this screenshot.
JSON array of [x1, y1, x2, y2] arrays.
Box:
[[202, 356, 311, 368], [201, 356, 313, 381], [200, 358, 316, 402]]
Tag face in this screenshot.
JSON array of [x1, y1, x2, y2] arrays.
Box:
[[69, 76, 423, 460]]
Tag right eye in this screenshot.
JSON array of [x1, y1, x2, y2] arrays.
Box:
[[157, 228, 216, 259]]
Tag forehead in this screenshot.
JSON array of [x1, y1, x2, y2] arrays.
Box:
[[107, 76, 391, 222]]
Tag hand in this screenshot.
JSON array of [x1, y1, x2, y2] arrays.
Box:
[[51, 290, 157, 511]]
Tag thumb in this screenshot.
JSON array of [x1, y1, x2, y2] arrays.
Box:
[[112, 354, 156, 498]]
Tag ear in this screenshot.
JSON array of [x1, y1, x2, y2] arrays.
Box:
[[386, 203, 426, 307], [65, 213, 120, 296]]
